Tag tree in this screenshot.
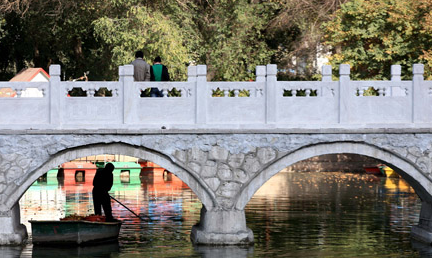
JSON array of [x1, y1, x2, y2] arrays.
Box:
[[265, 0, 349, 80], [418, 0, 432, 79], [190, 0, 273, 81], [92, 2, 193, 81], [0, 0, 112, 81], [322, 0, 432, 80], [0, 0, 356, 82], [93, 0, 274, 81]]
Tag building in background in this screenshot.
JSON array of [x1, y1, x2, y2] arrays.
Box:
[[0, 68, 50, 98]]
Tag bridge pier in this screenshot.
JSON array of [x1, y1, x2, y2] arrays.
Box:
[[190, 206, 253, 245], [412, 201, 432, 244], [0, 203, 27, 245]]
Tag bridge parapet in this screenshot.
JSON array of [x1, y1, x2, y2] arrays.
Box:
[[0, 64, 429, 130]]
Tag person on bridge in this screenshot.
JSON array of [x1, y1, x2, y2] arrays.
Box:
[[92, 162, 116, 222], [150, 56, 170, 97], [131, 51, 151, 82]]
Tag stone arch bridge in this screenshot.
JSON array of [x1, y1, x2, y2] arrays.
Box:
[[1, 64, 432, 245]]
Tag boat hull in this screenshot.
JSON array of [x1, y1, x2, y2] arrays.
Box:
[[363, 166, 383, 176], [30, 220, 122, 245]]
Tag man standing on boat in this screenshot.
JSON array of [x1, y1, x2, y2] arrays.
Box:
[[92, 163, 116, 222]]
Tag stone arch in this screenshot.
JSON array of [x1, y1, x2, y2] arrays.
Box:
[[6, 142, 215, 212], [235, 141, 431, 210]]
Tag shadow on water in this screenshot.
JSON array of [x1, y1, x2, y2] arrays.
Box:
[[411, 239, 432, 257], [0, 246, 23, 258], [0, 242, 120, 258], [0, 244, 256, 258], [30, 241, 120, 258]]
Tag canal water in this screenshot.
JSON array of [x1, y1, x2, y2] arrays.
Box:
[[5, 171, 430, 257]]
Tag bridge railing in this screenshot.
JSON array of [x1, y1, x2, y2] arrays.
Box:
[[275, 80, 339, 125], [0, 82, 49, 125], [61, 81, 123, 126], [0, 63, 429, 130]]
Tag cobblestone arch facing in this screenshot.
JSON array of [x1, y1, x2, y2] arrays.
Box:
[[2, 133, 432, 245]]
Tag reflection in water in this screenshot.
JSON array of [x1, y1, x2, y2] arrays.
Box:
[[248, 173, 420, 257], [411, 239, 432, 256], [13, 171, 422, 257], [194, 245, 254, 258], [31, 241, 120, 257], [0, 246, 23, 258]]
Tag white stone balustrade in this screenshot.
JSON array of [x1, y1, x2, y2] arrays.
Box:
[[0, 64, 430, 130]]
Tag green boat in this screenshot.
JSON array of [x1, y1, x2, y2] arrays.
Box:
[[29, 220, 122, 245], [94, 161, 142, 184]]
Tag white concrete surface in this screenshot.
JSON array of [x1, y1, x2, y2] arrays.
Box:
[[0, 64, 429, 130], [1, 64, 432, 246]]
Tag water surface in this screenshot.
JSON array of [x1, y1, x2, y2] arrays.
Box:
[[9, 171, 429, 257]]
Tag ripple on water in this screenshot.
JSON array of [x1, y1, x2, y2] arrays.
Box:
[[14, 172, 423, 257]]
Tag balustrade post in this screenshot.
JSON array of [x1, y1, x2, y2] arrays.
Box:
[[256, 65, 266, 82], [389, 65, 404, 97], [339, 64, 350, 123], [49, 65, 61, 127], [391, 65, 401, 81], [195, 65, 207, 124], [321, 65, 332, 82], [119, 66, 125, 124], [413, 64, 425, 123], [119, 65, 125, 82], [266, 64, 277, 124], [121, 65, 135, 124], [188, 65, 197, 82]]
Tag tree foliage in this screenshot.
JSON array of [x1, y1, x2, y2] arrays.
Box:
[[0, 0, 113, 80], [92, 3, 192, 81], [191, 0, 273, 81], [0, 0, 431, 82], [323, 0, 432, 80], [265, 0, 349, 80], [0, 0, 275, 81]]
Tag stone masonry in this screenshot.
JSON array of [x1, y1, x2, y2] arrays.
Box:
[[1, 130, 432, 245]]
